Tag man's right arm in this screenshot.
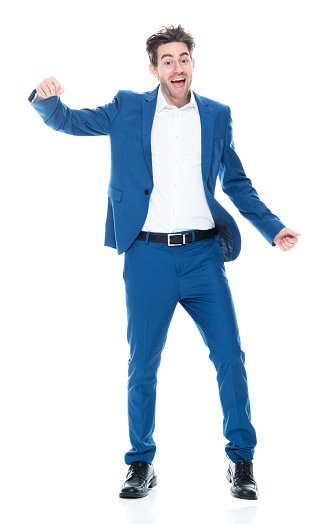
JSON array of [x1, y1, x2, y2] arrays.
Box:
[[28, 76, 121, 136]]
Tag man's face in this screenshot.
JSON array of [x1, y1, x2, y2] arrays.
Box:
[[149, 41, 195, 107]]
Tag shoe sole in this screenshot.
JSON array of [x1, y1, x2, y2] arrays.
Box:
[[119, 475, 158, 498], [226, 469, 259, 500]]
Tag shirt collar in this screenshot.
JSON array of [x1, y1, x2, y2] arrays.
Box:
[[155, 86, 199, 114]]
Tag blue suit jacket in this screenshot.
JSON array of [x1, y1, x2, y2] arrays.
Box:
[[28, 85, 285, 261]]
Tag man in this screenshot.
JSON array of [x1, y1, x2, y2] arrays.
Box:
[[28, 25, 300, 500]]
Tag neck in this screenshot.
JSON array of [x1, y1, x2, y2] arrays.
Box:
[[160, 87, 191, 108]]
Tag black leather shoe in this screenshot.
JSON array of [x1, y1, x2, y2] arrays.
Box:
[[226, 460, 259, 500], [119, 460, 158, 498]]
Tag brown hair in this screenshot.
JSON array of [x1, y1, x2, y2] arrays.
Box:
[[146, 25, 196, 67]]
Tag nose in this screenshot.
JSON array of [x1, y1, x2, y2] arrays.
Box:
[[173, 62, 183, 74]]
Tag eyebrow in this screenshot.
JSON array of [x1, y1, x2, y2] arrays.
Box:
[[160, 52, 190, 61]]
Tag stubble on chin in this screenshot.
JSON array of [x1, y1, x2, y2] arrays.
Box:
[[161, 79, 192, 103]]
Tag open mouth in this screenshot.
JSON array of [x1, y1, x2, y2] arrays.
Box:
[[171, 78, 186, 90]]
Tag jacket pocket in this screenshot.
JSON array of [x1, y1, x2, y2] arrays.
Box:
[[108, 185, 123, 202]]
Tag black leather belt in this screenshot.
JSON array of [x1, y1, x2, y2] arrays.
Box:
[[136, 227, 218, 246]]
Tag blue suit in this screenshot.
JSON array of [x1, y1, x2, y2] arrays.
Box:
[[28, 86, 285, 464], [28, 86, 285, 261]]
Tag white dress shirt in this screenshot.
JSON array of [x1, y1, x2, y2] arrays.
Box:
[[142, 88, 215, 233]]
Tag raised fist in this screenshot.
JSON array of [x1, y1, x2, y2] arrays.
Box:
[[36, 76, 65, 99]]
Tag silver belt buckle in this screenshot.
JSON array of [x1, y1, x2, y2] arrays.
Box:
[[168, 233, 186, 246]]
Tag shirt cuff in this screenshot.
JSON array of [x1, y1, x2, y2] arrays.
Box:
[[31, 92, 46, 103]]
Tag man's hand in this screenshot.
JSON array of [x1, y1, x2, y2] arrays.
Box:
[[36, 76, 65, 99], [273, 227, 300, 252]]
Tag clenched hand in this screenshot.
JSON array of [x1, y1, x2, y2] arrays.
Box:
[[273, 227, 300, 252], [36, 76, 65, 99]]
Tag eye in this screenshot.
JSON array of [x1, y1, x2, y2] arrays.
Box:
[[165, 61, 172, 66]]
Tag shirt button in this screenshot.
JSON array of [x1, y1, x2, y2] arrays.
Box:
[[173, 208, 175, 211], [176, 136, 179, 139], [175, 159, 178, 163], [144, 189, 149, 195]]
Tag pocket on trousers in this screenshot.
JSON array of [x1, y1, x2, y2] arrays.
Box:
[[123, 245, 134, 282], [123, 251, 128, 281], [213, 239, 224, 262], [196, 238, 216, 251]]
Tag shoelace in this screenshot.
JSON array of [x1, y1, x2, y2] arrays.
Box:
[[235, 461, 254, 479], [127, 461, 148, 480]]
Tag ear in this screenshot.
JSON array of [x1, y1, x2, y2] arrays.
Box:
[[192, 57, 195, 71], [149, 63, 158, 79]]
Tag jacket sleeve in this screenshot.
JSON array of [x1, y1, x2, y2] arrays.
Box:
[[27, 88, 122, 136], [218, 107, 286, 246]]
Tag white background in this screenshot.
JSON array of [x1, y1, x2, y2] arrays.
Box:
[[1, 1, 327, 523]]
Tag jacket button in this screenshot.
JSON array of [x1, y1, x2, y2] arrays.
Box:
[[144, 189, 149, 195]]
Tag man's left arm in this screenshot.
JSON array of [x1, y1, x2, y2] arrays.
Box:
[[218, 107, 300, 251]]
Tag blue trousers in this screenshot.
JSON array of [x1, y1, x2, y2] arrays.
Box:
[[123, 233, 257, 465]]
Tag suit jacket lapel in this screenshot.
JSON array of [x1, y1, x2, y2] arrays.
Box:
[[142, 85, 159, 180], [194, 91, 214, 186]]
